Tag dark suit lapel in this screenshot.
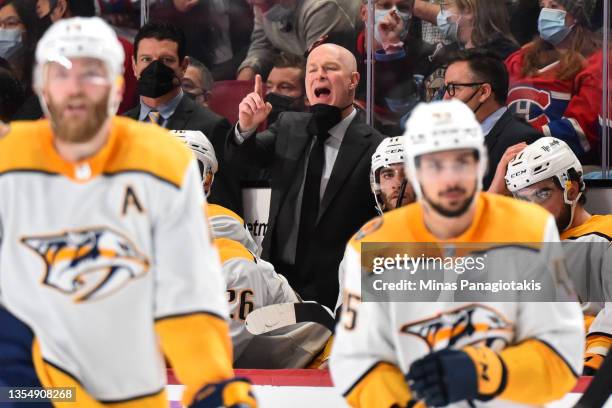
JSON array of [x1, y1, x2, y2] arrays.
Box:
[[317, 121, 371, 223], [165, 94, 193, 129], [485, 110, 511, 154]]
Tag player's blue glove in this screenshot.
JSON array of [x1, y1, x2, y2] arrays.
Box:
[[189, 377, 256, 408], [406, 347, 507, 407]]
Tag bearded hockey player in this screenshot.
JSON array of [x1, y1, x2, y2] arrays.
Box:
[[505, 137, 612, 376], [330, 100, 584, 407], [0, 18, 255, 408], [172, 130, 330, 368]]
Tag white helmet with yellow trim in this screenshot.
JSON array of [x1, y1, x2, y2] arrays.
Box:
[[170, 130, 218, 196], [371, 136, 405, 213], [34, 17, 125, 115], [403, 100, 487, 199], [505, 137, 584, 230]]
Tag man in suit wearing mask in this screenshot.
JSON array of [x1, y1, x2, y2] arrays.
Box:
[[226, 43, 385, 308], [124, 21, 243, 215]]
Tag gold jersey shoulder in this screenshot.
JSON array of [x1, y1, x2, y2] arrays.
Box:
[[214, 237, 255, 264], [207, 203, 245, 225], [0, 117, 193, 187], [562, 214, 612, 241], [349, 193, 553, 252]]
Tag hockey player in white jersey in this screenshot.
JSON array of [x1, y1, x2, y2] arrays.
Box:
[[0, 17, 255, 408], [172, 130, 330, 368], [170, 130, 259, 254], [504, 137, 612, 376], [330, 100, 584, 407], [336, 136, 415, 314]]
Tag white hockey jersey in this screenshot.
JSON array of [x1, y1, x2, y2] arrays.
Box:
[[0, 118, 232, 406], [562, 215, 612, 368], [208, 204, 259, 255], [212, 233, 330, 369], [330, 193, 584, 408]]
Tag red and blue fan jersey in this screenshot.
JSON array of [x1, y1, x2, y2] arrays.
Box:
[[505, 46, 602, 160]]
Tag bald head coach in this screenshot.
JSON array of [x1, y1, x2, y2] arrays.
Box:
[[226, 44, 385, 308]]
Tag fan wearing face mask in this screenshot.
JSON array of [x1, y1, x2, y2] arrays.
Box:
[[505, 0, 602, 165], [0, 0, 44, 119]]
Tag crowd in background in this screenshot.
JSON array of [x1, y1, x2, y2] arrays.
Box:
[[0, 0, 610, 307]]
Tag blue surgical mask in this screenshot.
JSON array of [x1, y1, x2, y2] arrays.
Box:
[[0, 29, 23, 60], [374, 7, 395, 44], [436, 9, 459, 43], [538, 8, 573, 45]]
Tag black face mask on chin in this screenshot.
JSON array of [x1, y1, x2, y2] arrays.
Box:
[[306, 103, 352, 135], [137, 60, 179, 98], [265, 92, 304, 125]]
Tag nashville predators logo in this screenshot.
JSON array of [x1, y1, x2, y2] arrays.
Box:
[[400, 304, 514, 351], [21, 227, 150, 302]]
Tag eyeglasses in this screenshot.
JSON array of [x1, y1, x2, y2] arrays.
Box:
[[443, 82, 485, 97], [0, 17, 23, 29], [513, 188, 553, 204]]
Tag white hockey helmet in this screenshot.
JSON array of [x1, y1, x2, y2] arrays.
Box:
[[403, 100, 487, 199], [170, 130, 218, 195], [34, 17, 125, 115], [370, 136, 405, 213], [505, 137, 584, 205]]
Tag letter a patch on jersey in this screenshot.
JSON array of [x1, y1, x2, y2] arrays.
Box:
[[21, 227, 150, 302], [122, 186, 144, 216]]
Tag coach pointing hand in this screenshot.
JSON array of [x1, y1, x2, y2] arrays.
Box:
[[238, 74, 273, 133]]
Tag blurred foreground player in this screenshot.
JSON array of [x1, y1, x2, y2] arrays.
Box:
[[0, 17, 255, 408], [504, 137, 612, 376], [172, 130, 330, 368], [330, 100, 584, 407]]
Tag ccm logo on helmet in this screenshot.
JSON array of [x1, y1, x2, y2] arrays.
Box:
[[509, 169, 527, 178]]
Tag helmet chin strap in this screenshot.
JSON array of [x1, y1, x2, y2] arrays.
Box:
[[562, 188, 582, 232]]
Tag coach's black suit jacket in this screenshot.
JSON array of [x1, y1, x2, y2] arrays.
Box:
[[483, 109, 542, 189], [226, 111, 385, 307], [124, 94, 243, 215]]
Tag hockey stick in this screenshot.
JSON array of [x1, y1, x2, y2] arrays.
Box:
[[574, 352, 612, 408], [245, 302, 336, 335]]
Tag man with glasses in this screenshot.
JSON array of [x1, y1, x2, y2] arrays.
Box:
[[503, 137, 612, 378], [443, 49, 541, 189], [182, 56, 214, 107]]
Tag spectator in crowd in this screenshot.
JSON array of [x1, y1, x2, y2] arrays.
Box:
[[410, 0, 519, 102], [150, 0, 253, 80], [443, 49, 541, 189], [355, 0, 432, 134], [0, 57, 24, 122], [236, 0, 361, 81], [124, 21, 243, 215], [505, 0, 602, 164], [34, 0, 138, 114], [182, 56, 214, 108], [0, 0, 44, 120], [226, 44, 385, 308], [265, 52, 307, 126]]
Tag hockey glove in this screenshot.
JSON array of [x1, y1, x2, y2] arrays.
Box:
[[190, 377, 256, 408], [407, 346, 507, 407]]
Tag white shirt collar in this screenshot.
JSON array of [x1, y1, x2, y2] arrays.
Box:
[[328, 107, 357, 144], [481, 106, 507, 136]]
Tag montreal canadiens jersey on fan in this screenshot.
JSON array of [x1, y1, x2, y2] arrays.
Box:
[[0, 117, 231, 406], [330, 193, 584, 408], [505, 47, 602, 156]]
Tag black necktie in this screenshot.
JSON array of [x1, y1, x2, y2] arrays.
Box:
[[295, 132, 331, 268]]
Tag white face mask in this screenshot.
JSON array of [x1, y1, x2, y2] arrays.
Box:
[[436, 8, 460, 43], [374, 6, 396, 44], [0, 28, 23, 60]]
